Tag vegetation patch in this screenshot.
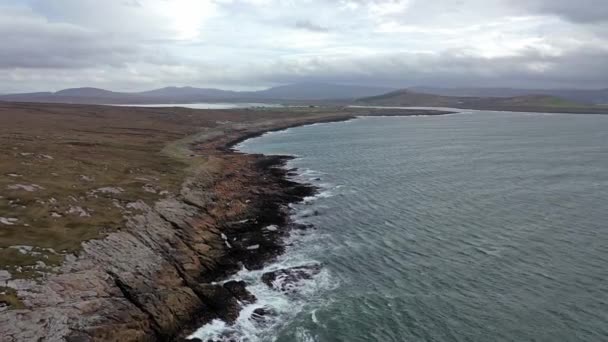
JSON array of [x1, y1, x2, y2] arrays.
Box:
[[0, 287, 24, 310]]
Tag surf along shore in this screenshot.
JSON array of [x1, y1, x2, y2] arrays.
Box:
[[0, 102, 452, 341]]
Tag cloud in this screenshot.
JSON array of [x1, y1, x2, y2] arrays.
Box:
[[512, 0, 608, 23], [294, 20, 329, 32], [0, 0, 607, 92], [228, 46, 608, 89], [121, 0, 142, 7], [0, 5, 141, 69]]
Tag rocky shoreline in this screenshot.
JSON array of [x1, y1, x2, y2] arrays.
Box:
[[0, 114, 357, 342], [1, 109, 452, 341]]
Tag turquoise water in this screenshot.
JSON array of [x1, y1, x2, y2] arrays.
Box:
[[196, 111, 608, 341]]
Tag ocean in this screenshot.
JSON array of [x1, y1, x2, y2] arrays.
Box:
[[191, 111, 608, 341]]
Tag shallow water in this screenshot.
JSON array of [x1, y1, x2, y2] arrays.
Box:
[[193, 111, 608, 341]]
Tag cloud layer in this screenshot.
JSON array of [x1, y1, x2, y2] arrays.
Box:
[[1, 0, 607, 92]]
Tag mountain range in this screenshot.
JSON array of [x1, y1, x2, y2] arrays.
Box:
[[1, 83, 607, 111], [0, 83, 395, 104]]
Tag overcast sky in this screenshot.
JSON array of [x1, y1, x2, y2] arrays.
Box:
[[1, 0, 607, 92]]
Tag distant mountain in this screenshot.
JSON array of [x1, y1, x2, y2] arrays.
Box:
[[0, 88, 136, 104], [54, 87, 124, 98], [0, 86, 242, 104], [251, 82, 395, 100], [411, 87, 608, 105], [137, 86, 241, 99], [0, 83, 395, 104], [357, 89, 608, 114], [1, 92, 54, 100]]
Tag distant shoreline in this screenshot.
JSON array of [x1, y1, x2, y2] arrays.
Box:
[[351, 104, 608, 115]]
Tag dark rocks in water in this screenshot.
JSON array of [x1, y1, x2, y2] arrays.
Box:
[[292, 223, 315, 230], [284, 183, 317, 200], [223, 280, 256, 304], [191, 281, 256, 324], [192, 284, 242, 323], [252, 307, 272, 317], [226, 239, 284, 271], [299, 210, 321, 218], [262, 264, 323, 293], [254, 155, 291, 170], [205, 335, 238, 342], [251, 306, 278, 324]]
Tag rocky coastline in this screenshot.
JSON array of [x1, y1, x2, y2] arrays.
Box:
[[0, 114, 356, 342], [1, 109, 452, 341]]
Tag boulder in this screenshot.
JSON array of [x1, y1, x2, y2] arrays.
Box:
[[261, 264, 322, 294], [223, 280, 256, 304]]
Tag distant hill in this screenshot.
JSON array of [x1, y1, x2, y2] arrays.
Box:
[[250, 82, 394, 100], [136, 86, 241, 99], [357, 90, 608, 114], [1, 88, 137, 104], [411, 87, 608, 105], [54, 87, 125, 98], [0, 83, 395, 105], [359, 90, 459, 107]]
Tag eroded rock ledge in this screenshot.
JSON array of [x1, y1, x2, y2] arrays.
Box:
[[0, 116, 352, 342]]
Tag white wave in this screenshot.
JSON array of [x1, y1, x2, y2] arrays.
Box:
[[295, 327, 318, 342], [303, 189, 336, 204], [311, 309, 319, 325], [293, 168, 325, 179], [189, 215, 338, 342]]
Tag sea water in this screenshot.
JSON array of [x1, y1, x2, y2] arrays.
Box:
[[191, 111, 608, 341]]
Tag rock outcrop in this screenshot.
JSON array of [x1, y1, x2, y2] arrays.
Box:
[[261, 264, 323, 294]]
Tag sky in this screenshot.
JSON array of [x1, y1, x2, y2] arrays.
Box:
[[1, 0, 607, 93]]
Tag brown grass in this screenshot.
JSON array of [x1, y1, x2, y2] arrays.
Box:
[[0, 102, 358, 283]]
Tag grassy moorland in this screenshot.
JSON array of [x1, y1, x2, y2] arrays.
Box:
[[0, 104, 340, 278], [0, 102, 378, 310]]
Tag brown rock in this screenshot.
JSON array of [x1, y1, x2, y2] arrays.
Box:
[[192, 284, 241, 323]]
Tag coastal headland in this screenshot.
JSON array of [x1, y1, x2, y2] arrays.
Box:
[[0, 102, 451, 341]]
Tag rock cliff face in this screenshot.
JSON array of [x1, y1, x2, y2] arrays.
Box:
[[0, 118, 345, 342]]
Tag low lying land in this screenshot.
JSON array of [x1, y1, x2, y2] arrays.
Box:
[[357, 90, 608, 114], [0, 102, 450, 341]]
